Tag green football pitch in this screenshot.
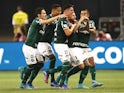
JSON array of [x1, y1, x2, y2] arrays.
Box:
[[0, 70, 124, 93]]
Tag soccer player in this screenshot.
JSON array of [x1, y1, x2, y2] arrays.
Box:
[[12, 5, 28, 41], [19, 7, 65, 89], [37, 4, 62, 87], [53, 4, 88, 89], [66, 9, 103, 89], [53, 4, 76, 89], [43, 8, 89, 89], [78, 9, 103, 88]]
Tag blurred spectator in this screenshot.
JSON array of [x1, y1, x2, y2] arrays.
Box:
[[12, 5, 29, 42], [96, 29, 112, 41]]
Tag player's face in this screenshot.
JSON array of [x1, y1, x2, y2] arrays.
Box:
[[71, 13, 76, 21], [68, 12, 76, 23], [67, 7, 74, 17], [53, 7, 62, 16], [69, 12, 76, 21], [40, 9, 47, 19], [80, 11, 89, 18]]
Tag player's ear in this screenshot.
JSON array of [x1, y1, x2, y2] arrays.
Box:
[[37, 14, 40, 17]]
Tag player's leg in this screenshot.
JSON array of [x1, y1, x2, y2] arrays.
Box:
[[88, 57, 103, 88], [49, 55, 58, 86], [67, 66, 81, 78], [69, 48, 89, 89], [45, 65, 62, 74], [26, 50, 44, 89], [27, 63, 44, 89], [20, 44, 34, 88], [58, 62, 71, 89], [38, 42, 58, 86], [65, 47, 86, 86], [54, 44, 71, 89], [18, 66, 26, 80], [19, 44, 42, 89], [68, 47, 85, 80], [77, 65, 89, 89], [19, 65, 34, 88], [64, 66, 81, 86], [43, 56, 56, 84], [43, 65, 62, 87]]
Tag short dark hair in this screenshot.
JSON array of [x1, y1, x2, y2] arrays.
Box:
[[81, 9, 90, 14], [35, 7, 45, 15], [51, 4, 61, 9], [63, 4, 73, 11]]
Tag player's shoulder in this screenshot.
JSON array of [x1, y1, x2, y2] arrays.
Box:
[[59, 17, 67, 21], [33, 18, 43, 25], [58, 18, 68, 25], [33, 18, 40, 22]]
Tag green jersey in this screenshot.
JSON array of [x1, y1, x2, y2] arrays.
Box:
[[54, 18, 70, 44], [25, 18, 45, 48], [39, 14, 56, 44], [68, 20, 95, 48]]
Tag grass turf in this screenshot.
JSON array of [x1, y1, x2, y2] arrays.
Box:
[[0, 70, 124, 93]]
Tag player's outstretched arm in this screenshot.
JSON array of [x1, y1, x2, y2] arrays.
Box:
[[41, 14, 66, 24]]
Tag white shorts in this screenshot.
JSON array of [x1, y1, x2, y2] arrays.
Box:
[[69, 47, 93, 66], [37, 42, 54, 61], [54, 43, 71, 63], [22, 44, 44, 65]]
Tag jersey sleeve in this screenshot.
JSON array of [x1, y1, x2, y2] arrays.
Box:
[[61, 18, 69, 29], [35, 18, 43, 25]]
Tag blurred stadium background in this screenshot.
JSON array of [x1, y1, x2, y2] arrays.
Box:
[[0, 0, 123, 41]]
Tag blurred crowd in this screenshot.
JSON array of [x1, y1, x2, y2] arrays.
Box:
[[96, 29, 112, 41]]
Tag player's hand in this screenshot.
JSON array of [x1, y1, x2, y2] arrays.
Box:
[[71, 23, 76, 29], [80, 16, 89, 22], [69, 23, 73, 27]]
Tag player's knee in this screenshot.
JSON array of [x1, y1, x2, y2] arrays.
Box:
[[89, 57, 95, 66], [78, 63, 85, 69]]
